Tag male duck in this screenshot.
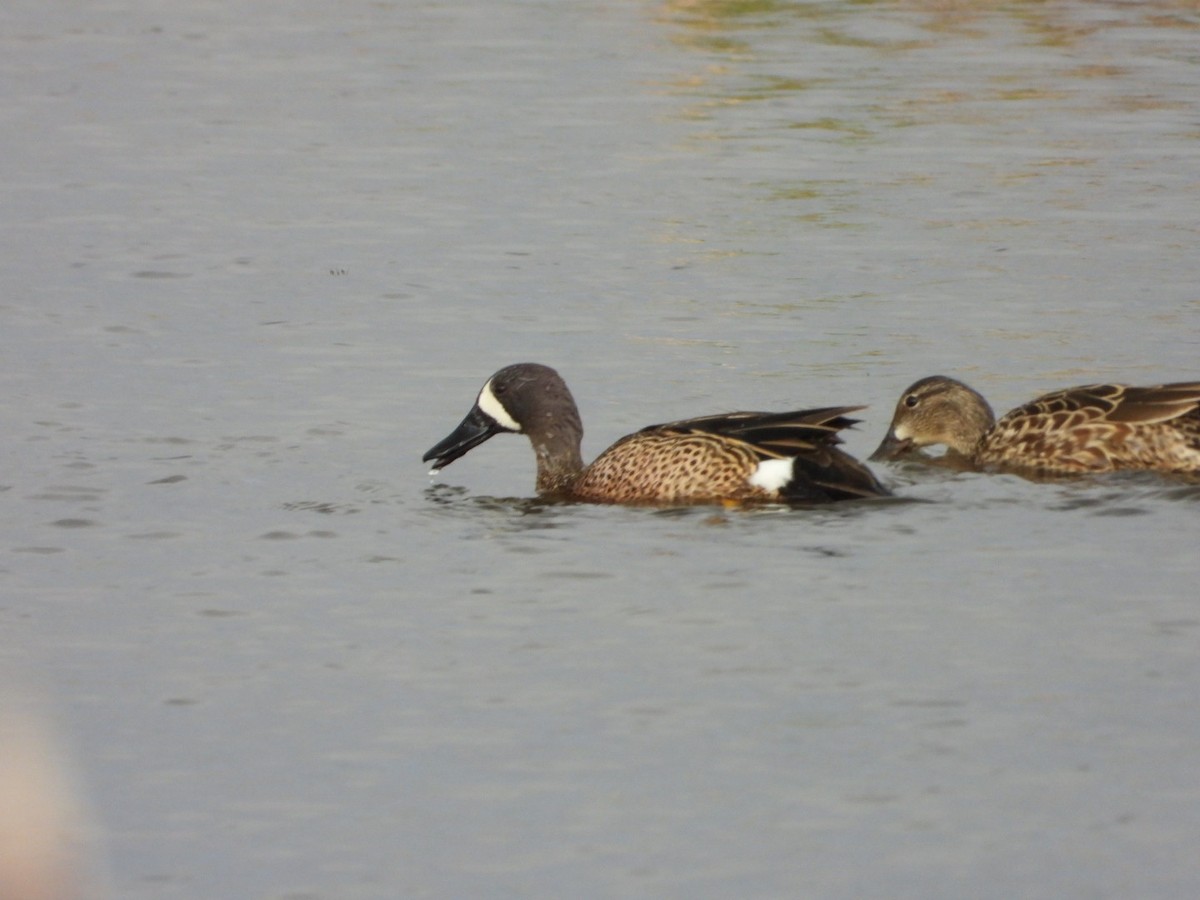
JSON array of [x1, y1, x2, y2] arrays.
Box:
[[423, 363, 888, 504], [871, 375, 1200, 476]]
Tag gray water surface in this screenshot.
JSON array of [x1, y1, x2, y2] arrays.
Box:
[[2, 1, 1199, 898]]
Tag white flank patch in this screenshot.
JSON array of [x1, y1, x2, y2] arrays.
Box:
[[748, 458, 794, 494], [477, 379, 522, 432]]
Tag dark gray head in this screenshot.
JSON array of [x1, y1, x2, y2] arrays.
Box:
[[870, 375, 997, 461], [422, 363, 584, 476]]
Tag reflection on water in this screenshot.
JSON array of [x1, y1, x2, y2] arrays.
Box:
[[1044, 474, 1200, 512], [421, 480, 917, 524], [661, 0, 1199, 44], [421, 485, 573, 532], [874, 468, 1200, 526], [282, 500, 363, 516], [655, 0, 1200, 261]]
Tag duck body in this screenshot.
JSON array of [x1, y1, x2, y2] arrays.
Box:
[[424, 363, 888, 504], [872, 375, 1200, 476]]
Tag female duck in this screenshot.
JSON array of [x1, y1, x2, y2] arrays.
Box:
[[871, 375, 1200, 476], [424, 363, 888, 504]]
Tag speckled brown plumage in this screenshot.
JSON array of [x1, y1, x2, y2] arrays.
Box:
[[871, 375, 1200, 477], [570, 431, 765, 503], [423, 363, 888, 505]]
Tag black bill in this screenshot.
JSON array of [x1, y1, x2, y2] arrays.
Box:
[[422, 406, 501, 471]]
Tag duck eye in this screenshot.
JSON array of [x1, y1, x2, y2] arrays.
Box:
[[904, 394, 919, 409]]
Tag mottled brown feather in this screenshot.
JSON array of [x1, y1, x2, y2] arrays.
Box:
[[873, 375, 1200, 477]]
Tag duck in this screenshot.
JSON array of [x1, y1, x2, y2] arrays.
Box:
[[871, 375, 1200, 476], [423, 363, 889, 504]]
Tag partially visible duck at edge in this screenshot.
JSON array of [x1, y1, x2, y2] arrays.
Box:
[[423, 363, 889, 504], [871, 375, 1200, 477]]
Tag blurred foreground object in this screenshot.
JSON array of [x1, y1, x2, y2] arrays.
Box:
[[0, 696, 108, 900]]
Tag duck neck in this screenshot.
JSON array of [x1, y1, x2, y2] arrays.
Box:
[[528, 415, 586, 495], [958, 396, 997, 460]]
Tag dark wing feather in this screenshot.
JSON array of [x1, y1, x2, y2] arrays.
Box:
[[642, 406, 865, 459], [1104, 382, 1200, 425]]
